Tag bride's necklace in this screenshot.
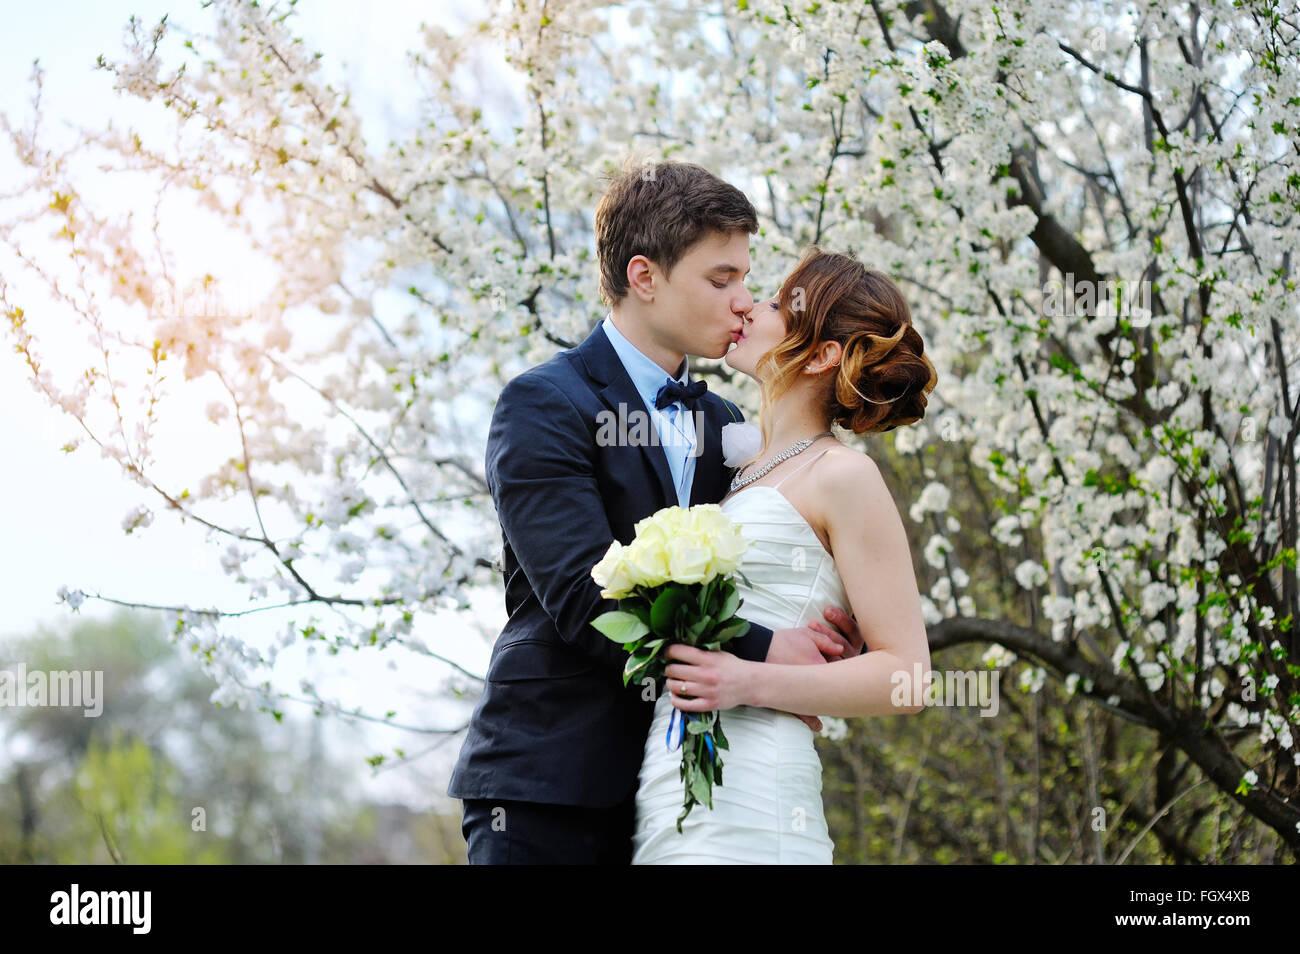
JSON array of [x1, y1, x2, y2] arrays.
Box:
[[729, 430, 834, 493]]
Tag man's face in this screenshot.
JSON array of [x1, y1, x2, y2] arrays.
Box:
[[648, 229, 754, 361]]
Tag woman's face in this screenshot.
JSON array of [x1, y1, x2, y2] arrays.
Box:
[[724, 290, 787, 379]]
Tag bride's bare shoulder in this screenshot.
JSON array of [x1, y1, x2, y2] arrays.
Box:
[[810, 443, 891, 517], [817, 441, 882, 484]]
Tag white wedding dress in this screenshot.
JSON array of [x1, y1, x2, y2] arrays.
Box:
[[631, 448, 843, 864]]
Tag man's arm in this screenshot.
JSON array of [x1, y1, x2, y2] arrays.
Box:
[[486, 371, 633, 672], [729, 620, 773, 663]]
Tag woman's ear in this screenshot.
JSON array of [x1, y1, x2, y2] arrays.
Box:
[[804, 339, 842, 375]]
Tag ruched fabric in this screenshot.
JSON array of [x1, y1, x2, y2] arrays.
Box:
[[632, 479, 847, 865]]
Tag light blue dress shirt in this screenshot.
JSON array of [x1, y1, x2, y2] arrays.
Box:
[[601, 314, 698, 508]]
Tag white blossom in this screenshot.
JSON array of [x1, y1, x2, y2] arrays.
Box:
[[818, 717, 849, 742], [56, 585, 85, 610], [1019, 666, 1047, 694], [1014, 560, 1048, 590], [121, 505, 154, 535]]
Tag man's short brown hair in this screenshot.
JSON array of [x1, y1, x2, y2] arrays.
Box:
[[594, 159, 759, 307]]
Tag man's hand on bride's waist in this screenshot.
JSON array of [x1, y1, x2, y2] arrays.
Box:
[[767, 606, 862, 666], [811, 605, 864, 658]]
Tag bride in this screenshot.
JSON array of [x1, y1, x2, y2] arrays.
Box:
[[631, 246, 938, 864]]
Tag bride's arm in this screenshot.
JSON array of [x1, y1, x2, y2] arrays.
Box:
[[665, 452, 931, 718]]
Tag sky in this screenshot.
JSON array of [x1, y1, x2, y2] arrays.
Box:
[[0, 0, 506, 813]]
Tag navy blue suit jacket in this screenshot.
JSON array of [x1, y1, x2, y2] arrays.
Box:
[[447, 320, 774, 808]]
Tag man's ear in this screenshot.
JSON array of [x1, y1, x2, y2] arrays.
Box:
[[626, 254, 657, 303], [805, 339, 842, 375]]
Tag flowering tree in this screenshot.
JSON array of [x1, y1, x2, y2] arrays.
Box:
[[2, 0, 1297, 854]]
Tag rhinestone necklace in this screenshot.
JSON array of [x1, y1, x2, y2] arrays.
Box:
[[729, 430, 834, 493]]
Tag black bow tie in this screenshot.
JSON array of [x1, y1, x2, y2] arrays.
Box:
[[654, 377, 708, 411]]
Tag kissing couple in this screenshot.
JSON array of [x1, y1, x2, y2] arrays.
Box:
[[449, 158, 937, 864]]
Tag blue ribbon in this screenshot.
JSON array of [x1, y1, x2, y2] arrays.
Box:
[[665, 707, 689, 751], [665, 708, 716, 764]]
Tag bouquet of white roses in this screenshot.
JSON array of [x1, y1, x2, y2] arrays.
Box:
[[590, 504, 752, 832]]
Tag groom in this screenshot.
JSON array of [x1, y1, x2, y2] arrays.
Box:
[[447, 159, 860, 864]]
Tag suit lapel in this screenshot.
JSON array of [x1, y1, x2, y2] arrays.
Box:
[[577, 323, 677, 508], [689, 397, 730, 506]]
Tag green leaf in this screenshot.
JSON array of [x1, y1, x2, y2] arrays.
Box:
[[697, 578, 715, 614], [650, 587, 691, 637], [713, 619, 750, 645], [623, 655, 653, 686], [718, 585, 740, 620], [628, 602, 653, 627], [622, 637, 665, 681], [690, 771, 713, 808], [591, 610, 649, 644], [629, 639, 659, 662]]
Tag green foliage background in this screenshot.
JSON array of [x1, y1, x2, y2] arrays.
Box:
[[0, 611, 466, 864]]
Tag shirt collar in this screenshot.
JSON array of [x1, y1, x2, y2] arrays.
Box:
[[601, 314, 690, 408]]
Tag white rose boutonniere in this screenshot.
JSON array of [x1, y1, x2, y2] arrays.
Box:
[[720, 420, 762, 468]]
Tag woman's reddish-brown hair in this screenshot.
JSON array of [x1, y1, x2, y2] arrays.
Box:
[[755, 246, 938, 439]]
